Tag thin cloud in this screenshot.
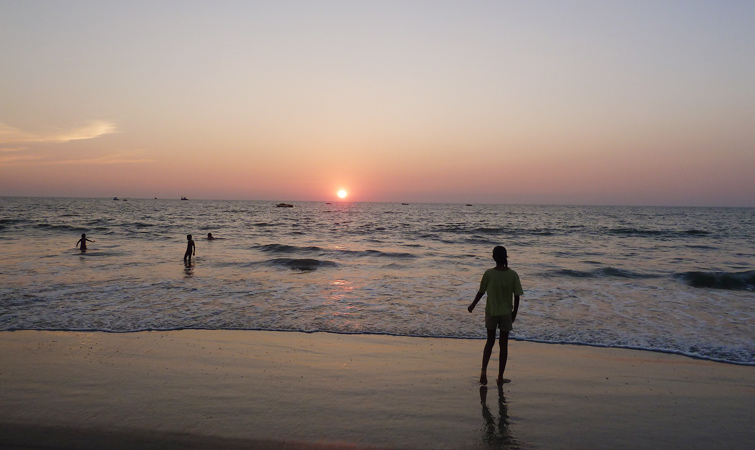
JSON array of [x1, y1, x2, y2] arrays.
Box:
[[0, 154, 42, 165], [0, 121, 117, 144], [47, 154, 154, 165], [0, 148, 152, 167]]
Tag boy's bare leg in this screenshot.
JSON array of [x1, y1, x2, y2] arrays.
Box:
[[497, 330, 511, 386], [480, 328, 497, 385]]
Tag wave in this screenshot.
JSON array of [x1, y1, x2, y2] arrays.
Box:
[[266, 258, 338, 271], [256, 243, 323, 253], [548, 267, 658, 279], [85, 219, 109, 225], [422, 224, 713, 240], [0, 218, 28, 226], [254, 243, 416, 259], [474, 227, 554, 236], [125, 222, 155, 228], [353, 249, 416, 258], [33, 223, 84, 232], [608, 228, 711, 238], [464, 237, 498, 245], [675, 270, 755, 290], [549, 267, 755, 287], [431, 224, 556, 236]]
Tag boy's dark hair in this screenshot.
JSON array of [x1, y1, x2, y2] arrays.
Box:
[[493, 246, 508, 266], [187, 234, 192, 239]]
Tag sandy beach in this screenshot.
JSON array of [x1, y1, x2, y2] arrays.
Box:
[[0, 330, 752, 449]]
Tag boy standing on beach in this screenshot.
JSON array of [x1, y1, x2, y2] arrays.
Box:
[[468, 246, 523, 386], [184, 234, 195, 265]]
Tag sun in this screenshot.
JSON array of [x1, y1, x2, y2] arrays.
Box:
[[337, 189, 348, 199]]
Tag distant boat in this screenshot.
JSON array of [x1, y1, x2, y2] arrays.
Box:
[[113, 197, 119, 201], [123, 199, 128, 201], [181, 196, 188, 200], [466, 204, 473, 206], [276, 203, 294, 208], [401, 203, 409, 205]]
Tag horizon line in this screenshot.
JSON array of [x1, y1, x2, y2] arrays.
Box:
[[1, 195, 752, 209]]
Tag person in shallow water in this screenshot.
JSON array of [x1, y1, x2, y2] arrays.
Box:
[[207, 233, 214, 240], [468, 246, 523, 386], [76, 233, 94, 252], [184, 234, 195, 265]]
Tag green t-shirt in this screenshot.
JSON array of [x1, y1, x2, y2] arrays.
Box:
[[479, 268, 523, 316]]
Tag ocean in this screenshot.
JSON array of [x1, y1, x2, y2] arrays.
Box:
[[1, 197, 753, 365]]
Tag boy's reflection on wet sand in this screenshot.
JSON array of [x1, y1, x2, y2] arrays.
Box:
[[480, 385, 520, 449]]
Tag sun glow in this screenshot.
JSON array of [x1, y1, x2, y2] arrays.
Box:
[[337, 189, 348, 199]]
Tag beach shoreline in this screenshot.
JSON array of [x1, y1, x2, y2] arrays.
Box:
[[1, 330, 753, 449]]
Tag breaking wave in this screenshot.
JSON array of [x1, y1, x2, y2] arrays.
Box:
[[676, 270, 755, 291], [253, 243, 416, 259], [547, 267, 658, 279], [265, 258, 338, 271]]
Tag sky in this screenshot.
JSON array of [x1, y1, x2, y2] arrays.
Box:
[[1, 1, 753, 206]]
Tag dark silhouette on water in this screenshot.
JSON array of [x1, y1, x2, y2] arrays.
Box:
[[76, 234, 94, 252], [207, 233, 215, 240], [184, 234, 195, 266], [480, 386, 520, 449], [468, 246, 523, 386]]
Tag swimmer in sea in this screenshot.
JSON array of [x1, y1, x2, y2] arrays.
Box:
[[207, 233, 215, 240], [76, 233, 94, 252]]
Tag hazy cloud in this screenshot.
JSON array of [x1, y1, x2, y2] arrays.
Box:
[[0, 154, 42, 165], [47, 154, 154, 165], [0, 152, 153, 167], [0, 121, 117, 144]]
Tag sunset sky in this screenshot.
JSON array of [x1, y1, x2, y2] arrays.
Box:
[[1, 1, 753, 206]]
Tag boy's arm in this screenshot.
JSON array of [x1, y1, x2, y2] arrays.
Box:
[[468, 291, 484, 313], [192, 242, 196, 255], [512, 295, 520, 322]]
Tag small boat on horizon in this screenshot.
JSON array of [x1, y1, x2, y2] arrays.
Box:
[[181, 196, 188, 200], [276, 203, 294, 208]]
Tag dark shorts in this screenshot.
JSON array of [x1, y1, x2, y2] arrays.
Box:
[[485, 314, 513, 331]]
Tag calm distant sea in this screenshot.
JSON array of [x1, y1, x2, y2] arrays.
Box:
[[1, 197, 753, 365]]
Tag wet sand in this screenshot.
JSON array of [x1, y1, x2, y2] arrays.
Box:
[[1, 330, 753, 449]]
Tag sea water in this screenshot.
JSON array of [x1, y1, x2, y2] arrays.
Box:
[[0, 197, 753, 365]]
